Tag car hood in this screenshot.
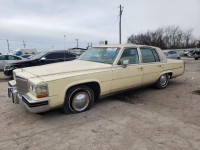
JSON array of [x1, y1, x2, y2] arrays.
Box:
[[20, 60, 112, 78]]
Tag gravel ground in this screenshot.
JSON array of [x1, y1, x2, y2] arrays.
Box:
[[0, 58, 200, 150]]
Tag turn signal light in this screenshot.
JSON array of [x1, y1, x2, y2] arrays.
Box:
[[37, 94, 48, 98]]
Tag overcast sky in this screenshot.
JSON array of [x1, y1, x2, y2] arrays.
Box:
[[0, 0, 200, 53]]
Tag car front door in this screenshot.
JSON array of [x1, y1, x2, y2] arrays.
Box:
[[140, 48, 163, 85], [40, 52, 65, 64], [111, 48, 143, 92]]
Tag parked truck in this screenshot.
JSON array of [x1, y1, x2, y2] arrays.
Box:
[[13, 48, 37, 56]]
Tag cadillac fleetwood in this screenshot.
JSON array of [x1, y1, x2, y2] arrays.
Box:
[[8, 44, 184, 114]]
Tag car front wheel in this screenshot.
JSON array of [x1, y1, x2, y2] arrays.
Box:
[[154, 74, 169, 89], [62, 85, 94, 114]]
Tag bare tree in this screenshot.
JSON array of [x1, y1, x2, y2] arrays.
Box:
[[127, 26, 200, 49]]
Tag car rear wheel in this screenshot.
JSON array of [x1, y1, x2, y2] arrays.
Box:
[[154, 74, 169, 89], [62, 85, 94, 114], [195, 58, 198, 60]]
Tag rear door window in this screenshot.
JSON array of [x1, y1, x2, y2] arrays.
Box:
[[46, 52, 65, 59], [141, 49, 156, 63], [65, 53, 76, 58], [8, 56, 15, 60]]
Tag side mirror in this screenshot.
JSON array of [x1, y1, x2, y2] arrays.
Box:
[[122, 60, 129, 68], [40, 57, 46, 61]]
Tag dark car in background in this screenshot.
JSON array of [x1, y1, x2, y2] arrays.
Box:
[[4, 50, 78, 76], [194, 51, 200, 60]]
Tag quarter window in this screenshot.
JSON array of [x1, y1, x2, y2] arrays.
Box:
[[141, 48, 160, 63], [14, 56, 21, 60], [118, 48, 139, 65], [152, 49, 160, 62]]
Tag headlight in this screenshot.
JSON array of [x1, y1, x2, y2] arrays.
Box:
[[29, 82, 48, 98]]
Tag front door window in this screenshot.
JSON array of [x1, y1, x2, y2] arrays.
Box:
[[118, 48, 139, 65]]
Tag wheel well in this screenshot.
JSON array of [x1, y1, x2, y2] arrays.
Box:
[[66, 82, 101, 100]]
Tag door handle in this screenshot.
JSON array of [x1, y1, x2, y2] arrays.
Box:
[[157, 65, 162, 67], [137, 67, 143, 70]]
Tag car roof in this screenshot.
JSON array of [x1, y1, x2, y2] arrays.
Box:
[[46, 50, 77, 55], [93, 44, 160, 49], [163, 50, 177, 52]]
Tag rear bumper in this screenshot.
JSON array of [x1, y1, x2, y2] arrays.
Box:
[[8, 80, 50, 113]]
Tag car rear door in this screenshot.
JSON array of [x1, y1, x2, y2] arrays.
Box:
[[139, 48, 163, 85], [64, 52, 77, 61]]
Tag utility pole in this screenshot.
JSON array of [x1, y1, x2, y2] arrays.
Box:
[[75, 39, 79, 48], [64, 35, 66, 50], [119, 4, 123, 44], [23, 40, 26, 48], [7, 39, 10, 52], [87, 43, 90, 49]]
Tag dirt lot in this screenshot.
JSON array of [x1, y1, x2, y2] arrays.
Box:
[[0, 58, 200, 150]]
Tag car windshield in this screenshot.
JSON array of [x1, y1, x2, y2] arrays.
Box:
[[29, 52, 46, 60], [78, 47, 120, 64]]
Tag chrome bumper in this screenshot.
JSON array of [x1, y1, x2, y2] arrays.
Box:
[[8, 81, 50, 113]]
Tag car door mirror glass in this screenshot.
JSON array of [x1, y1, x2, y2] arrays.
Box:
[[122, 60, 129, 68], [40, 57, 46, 61]]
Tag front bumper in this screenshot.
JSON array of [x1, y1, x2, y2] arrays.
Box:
[[4, 68, 13, 76], [8, 80, 50, 113]]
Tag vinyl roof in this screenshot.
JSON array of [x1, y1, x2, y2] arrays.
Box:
[[93, 44, 159, 49]]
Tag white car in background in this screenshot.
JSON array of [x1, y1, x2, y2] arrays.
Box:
[[0, 55, 26, 71], [163, 50, 181, 59]]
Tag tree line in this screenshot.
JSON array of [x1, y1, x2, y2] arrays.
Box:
[[127, 26, 200, 49]]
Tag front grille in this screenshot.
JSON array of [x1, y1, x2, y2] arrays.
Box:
[[16, 76, 29, 94]]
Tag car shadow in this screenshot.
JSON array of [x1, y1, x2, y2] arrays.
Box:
[[36, 80, 185, 117]]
